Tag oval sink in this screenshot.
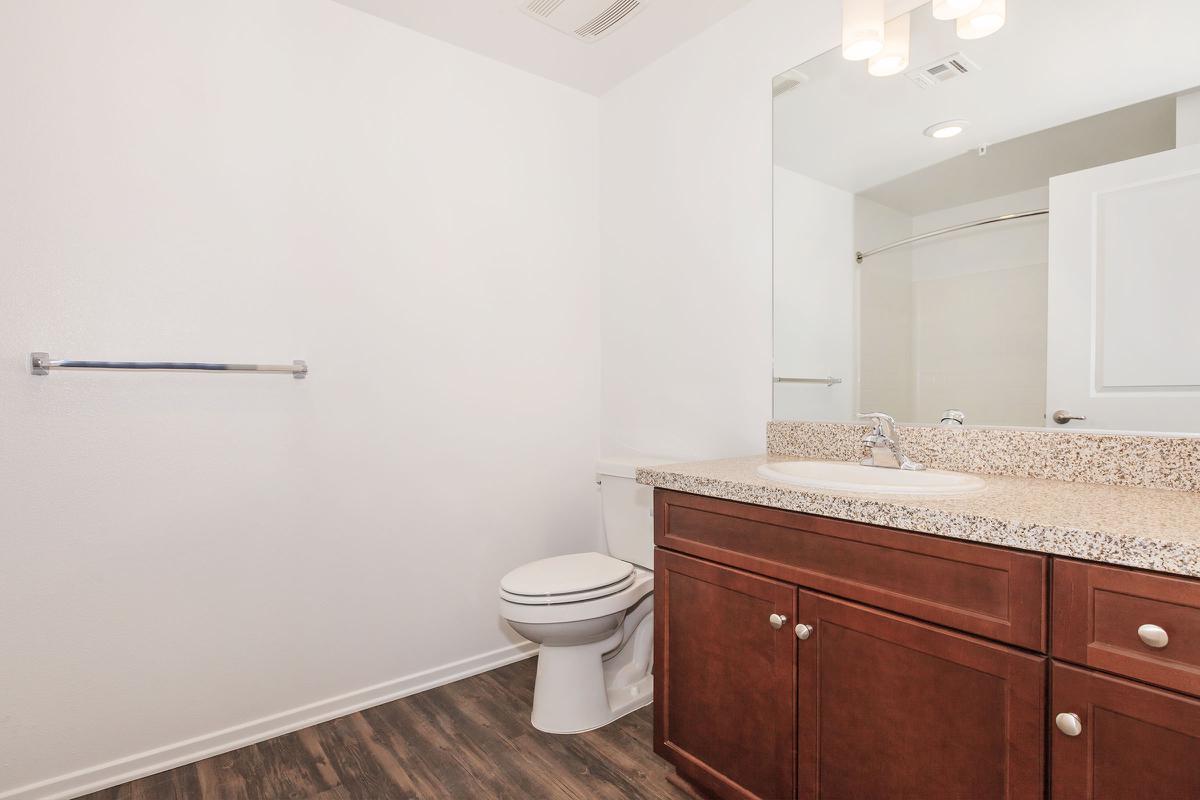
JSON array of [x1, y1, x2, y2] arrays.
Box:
[[757, 460, 986, 496]]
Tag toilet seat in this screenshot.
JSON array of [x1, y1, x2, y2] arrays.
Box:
[[500, 567, 653, 625], [500, 552, 634, 605], [500, 573, 636, 605]]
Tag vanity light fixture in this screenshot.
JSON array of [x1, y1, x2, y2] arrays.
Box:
[[868, 13, 911, 77], [957, 0, 1006, 39], [924, 119, 970, 138], [842, 0, 885, 61], [932, 0, 982, 21]]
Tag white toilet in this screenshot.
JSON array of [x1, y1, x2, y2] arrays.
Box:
[[499, 455, 673, 734]]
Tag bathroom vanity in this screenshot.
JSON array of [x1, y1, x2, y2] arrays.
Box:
[[649, 0, 1200, 791], [752, 6, 1200, 791], [640, 425, 1200, 800]]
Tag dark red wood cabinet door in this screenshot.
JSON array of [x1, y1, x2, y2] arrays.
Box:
[[655, 549, 797, 800], [797, 592, 1045, 800], [1051, 662, 1200, 800]]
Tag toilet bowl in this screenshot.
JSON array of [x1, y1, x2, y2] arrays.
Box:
[[498, 456, 674, 734]]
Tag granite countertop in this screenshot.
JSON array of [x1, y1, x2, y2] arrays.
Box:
[[637, 455, 1200, 578]]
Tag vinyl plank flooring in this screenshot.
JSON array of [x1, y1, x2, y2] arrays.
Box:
[[77, 657, 692, 800]]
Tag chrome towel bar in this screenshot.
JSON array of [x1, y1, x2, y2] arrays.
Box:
[[774, 376, 843, 387], [30, 352, 308, 379]]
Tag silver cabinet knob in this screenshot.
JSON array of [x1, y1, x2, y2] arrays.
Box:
[[1137, 624, 1169, 648], [1052, 410, 1088, 425], [1055, 712, 1083, 737], [795, 623, 814, 640], [769, 613, 787, 630]]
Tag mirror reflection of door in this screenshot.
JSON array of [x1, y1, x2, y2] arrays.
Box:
[[1047, 141, 1200, 432]]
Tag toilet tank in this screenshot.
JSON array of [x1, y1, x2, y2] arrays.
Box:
[[597, 455, 677, 570]]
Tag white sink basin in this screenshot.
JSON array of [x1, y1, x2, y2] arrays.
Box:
[[757, 460, 986, 496]]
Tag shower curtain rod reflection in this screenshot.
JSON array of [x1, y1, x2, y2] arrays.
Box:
[[854, 208, 1049, 264]]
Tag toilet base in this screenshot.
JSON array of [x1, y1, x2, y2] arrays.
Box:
[[530, 600, 654, 734]]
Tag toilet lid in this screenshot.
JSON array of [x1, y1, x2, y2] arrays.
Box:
[[500, 552, 634, 598]]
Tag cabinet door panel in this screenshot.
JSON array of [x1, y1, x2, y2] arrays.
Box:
[[1051, 662, 1200, 800], [655, 549, 797, 800], [798, 592, 1045, 800], [1053, 558, 1200, 697]]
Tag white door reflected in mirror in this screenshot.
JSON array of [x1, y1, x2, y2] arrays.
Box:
[[1047, 144, 1200, 434]]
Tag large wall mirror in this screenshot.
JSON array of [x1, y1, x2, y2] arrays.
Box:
[[772, 0, 1200, 433]]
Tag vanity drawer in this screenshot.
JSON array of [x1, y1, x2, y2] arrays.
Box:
[[1052, 559, 1200, 697], [654, 490, 1046, 651]]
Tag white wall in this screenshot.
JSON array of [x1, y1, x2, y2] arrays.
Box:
[[856, 197, 915, 420], [1179, 90, 1200, 147], [0, 2, 601, 798], [912, 264, 1048, 425], [909, 188, 1049, 426], [597, 0, 923, 459], [773, 167, 856, 422], [910, 188, 1050, 282]]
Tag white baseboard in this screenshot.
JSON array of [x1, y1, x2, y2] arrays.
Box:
[[1, 642, 539, 800]]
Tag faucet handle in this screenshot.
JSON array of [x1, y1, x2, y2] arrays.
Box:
[[857, 412, 891, 446], [857, 411, 896, 435]]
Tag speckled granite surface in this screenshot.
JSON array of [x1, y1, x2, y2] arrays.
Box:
[[637, 455, 1200, 578], [768, 421, 1200, 492]]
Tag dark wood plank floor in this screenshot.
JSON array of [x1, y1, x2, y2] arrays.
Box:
[[79, 657, 692, 800]]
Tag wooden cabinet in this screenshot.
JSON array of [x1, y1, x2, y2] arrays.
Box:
[[1050, 663, 1200, 800], [652, 489, 1200, 800], [797, 592, 1045, 800], [654, 549, 797, 800]]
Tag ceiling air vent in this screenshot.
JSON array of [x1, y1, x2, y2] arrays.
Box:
[[906, 52, 981, 89], [519, 0, 651, 42]]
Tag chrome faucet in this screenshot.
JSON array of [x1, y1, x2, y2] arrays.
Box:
[[858, 412, 924, 471]]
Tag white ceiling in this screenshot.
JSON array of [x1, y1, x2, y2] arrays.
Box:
[[331, 0, 753, 95], [774, 0, 1200, 196], [862, 97, 1177, 216]]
